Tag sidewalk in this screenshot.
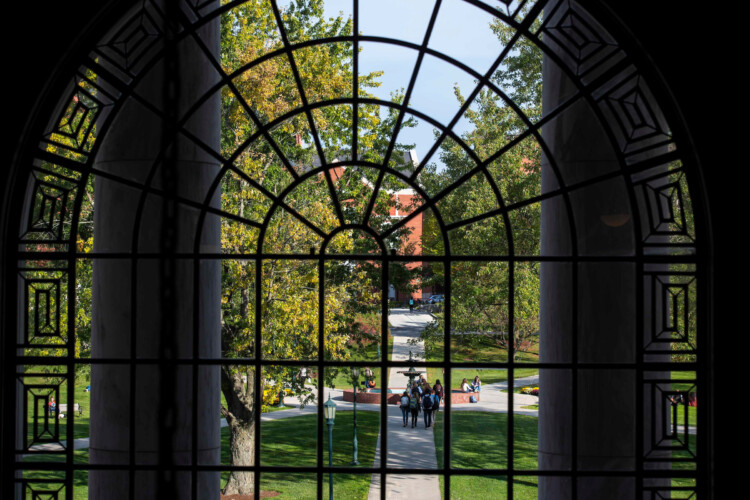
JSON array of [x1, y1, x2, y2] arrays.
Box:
[[371, 308, 440, 500], [387, 308, 434, 391], [451, 375, 540, 417]]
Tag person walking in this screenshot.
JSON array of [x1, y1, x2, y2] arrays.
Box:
[[400, 391, 411, 427], [433, 379, 444, 403], [409, 391, 420, 428], [409, 297, 414, 312], [422, 388, 434, 428], [433, 379, 444, 414], [411, 381, 422, 397]]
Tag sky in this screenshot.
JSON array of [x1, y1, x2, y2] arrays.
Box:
[[310, 0, 518, 170]]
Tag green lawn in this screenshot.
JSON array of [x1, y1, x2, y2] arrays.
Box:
[[673, 403, 697, 428], [433, 411, 539, 499], [433, 410, 697, 497], [427, 366, 541, 390], [266, 403, 297, 412], [23, 410, 379, 498], [427, 366, 539, 390], [21, 450, 89, 500], [259, 472, 375, 499], [424, 335, 539, 388], [223, 410, 379, 497]]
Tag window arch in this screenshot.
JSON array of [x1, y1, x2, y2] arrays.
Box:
[[2, 1, 711, 498]]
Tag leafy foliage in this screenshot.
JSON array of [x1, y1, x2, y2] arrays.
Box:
[[217, 1, 416, 493], [418, 13, 542, 361]]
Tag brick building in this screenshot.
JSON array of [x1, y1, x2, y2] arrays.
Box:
[[327, 151, 438, 303]]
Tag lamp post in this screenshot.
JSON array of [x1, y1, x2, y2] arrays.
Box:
[[324, 395, 337, 500], [350, 367, 360, 466]]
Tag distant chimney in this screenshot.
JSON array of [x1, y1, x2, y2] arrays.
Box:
[[295, 133, 302, 146], [401, 149, 418, 173]]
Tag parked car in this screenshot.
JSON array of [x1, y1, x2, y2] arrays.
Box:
[[427, 294, 444, 304]]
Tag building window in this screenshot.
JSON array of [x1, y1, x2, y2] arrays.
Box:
[[6, 1, 707, 498]]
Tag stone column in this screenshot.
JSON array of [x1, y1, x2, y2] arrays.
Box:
[[89, 7, 221, 499], [538, 46, 639, 500]]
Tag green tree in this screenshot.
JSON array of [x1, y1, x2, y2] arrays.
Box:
[[218, 1, 415, 493], [418, 13, 542, 361]]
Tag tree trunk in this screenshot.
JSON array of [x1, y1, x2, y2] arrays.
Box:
[[221, 366, 255, 495]]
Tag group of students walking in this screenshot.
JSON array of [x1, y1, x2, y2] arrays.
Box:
[[399, 379, 444, 429]]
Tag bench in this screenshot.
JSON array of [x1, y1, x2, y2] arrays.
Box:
[[57, 403, 83, 417]]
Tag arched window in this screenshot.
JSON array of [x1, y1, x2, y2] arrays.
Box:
[[2, 0, 710, 498]]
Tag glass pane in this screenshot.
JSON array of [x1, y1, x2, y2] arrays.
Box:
[[221, 260, 256, 359], [260, 259, 319, 361], [260, 472, 317, 498], [449, 475, 508, 499], [324, 259, 383, 363], [448, 373, 508, 469], [322, 370, 382, 469], [220, 365, 257, 471], [386, 362, 440, 470], [386, 474, 442, 500], [260, 365, 318, 467]]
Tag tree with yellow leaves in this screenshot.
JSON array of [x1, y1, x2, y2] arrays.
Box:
[[218, 0, 415, 494]]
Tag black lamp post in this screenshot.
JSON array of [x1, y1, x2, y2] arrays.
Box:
[[324, 395, 337, 500], [350, 367, 360, 465]]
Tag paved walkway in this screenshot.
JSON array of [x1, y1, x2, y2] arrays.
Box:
[[371, 308, 440, 500], [386, 309, 433, 390]]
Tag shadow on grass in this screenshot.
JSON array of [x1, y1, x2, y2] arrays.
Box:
[[220, 411, 379, 498], [433, 411, 539, 499]]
